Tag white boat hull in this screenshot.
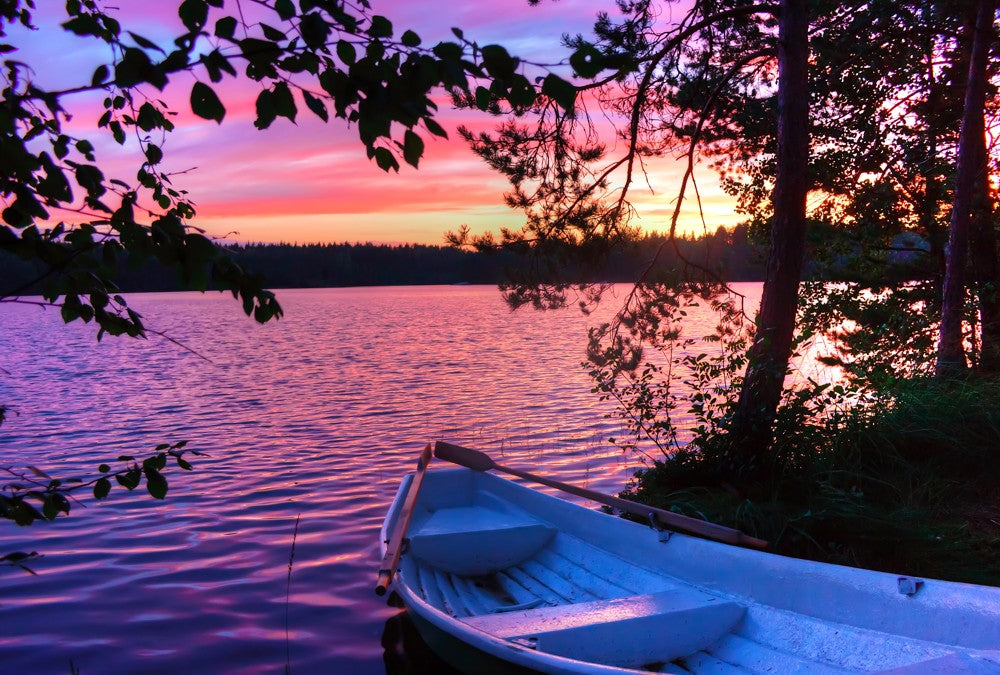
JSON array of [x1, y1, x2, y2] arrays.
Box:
[[381, 468, 1000, 674]]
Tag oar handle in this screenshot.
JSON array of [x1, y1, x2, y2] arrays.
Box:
[[376, 443, 433, 596], [435, 441, 768, 550]]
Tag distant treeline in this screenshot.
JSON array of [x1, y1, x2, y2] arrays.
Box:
[[0, 226, 766, 294]]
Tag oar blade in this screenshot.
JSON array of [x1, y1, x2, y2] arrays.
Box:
[[434, 441, 496, 472]]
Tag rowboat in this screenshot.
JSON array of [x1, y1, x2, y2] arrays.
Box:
[[377, 443, 1000, 674]]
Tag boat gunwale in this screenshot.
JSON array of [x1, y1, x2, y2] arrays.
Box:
[[380, 467, 1000, 673]]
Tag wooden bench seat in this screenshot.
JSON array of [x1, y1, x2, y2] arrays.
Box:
[[409, 506, 556, 576], [462, 587, 745, 667]]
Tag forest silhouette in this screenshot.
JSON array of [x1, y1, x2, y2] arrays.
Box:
[[1, 226, 772, 292]]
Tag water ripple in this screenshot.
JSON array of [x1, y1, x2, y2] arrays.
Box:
[[0, 284, 765, 673]]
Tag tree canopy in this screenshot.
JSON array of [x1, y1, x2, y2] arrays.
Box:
[[459, 0, 1000, 473]]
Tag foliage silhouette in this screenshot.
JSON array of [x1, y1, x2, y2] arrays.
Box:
[[0, 227, 768, 291]]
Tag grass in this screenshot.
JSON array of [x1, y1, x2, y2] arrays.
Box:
[[621, 377, 1000, 585]]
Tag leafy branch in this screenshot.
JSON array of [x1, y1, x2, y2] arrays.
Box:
[[1, 440, 202, 572]]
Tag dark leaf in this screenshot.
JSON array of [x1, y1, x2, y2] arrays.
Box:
[[145, 143, 163, 165], [402, 129, 423, 168], [1, 551, 37, 563], [336, 40, 355, 65], [145, 467, 168, 499], [91, 65, 109, 86], [136, 102, 162, 131], [42, 496, 60, 520], [302, 90, 328, 122], [128, 31, 164, 53], [542, 73, 576, 111], [53, 135, 70, 159], [190, 81, 226, 123], [204, 48, 237, 82], [62, 15, 100, 36], [272, 81, 297, 122], [274, 0, 295, 20], [372, 147, 399, 172], [481, 44, 516, 79], [26, 465, 51, 479], [239, 38, 282, 70], [7, 499, 41, 526], [300, 12, 330, 48], [260, 23, 285, 42], [255, 89, 277, 129], [506, 74, 535, 108], [114, 47, 156, 88], [474, 85, 491, 110], [432, 41, 462, 61], [116, 469, 141, 490], [569, 44, 603, 78], [424, 117, 447, 138], [214, 16, 237, 39], [178, 0, 209, 32], [109, 120, 126, 144], [368, 15, 392, 38], [401, 30, 420, 47]]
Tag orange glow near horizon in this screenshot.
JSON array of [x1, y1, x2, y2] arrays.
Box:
[[173, 93, 741, 246], [111, 81, 742, 246]]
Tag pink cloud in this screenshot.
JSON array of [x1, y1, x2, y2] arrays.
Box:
[[13, 0, 734, 245]]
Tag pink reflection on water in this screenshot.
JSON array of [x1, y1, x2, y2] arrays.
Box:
[[0, 285, 775, 672]]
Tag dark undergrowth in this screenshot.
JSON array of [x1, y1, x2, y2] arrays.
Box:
[[621, 377, 1000, 585]]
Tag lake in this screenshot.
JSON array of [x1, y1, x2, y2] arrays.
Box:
[[0, 284, 763, 673]]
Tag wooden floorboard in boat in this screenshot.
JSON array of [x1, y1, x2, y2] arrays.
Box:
[[547, 534, 680, 594], [516, 559, 603, 603], [434, 567, 474, 617], [532, 547, 636, 599], [493, 569, 549, 607], [413, 563, 448, 614], [706, 633, 848, 674], [503, 565, 575, 606], [450, 575, 494, 616]]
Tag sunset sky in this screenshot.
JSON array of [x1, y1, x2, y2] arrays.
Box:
[[17, 1, 738, 245]]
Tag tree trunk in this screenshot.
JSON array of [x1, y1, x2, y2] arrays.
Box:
[[730, 0, 810, 466], [970, 137, 1000, 371], [936, 0, 995, 376], [966, 5, 1000, 372], [919, 1, 945, 280]]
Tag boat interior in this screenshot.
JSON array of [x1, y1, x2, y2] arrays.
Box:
[[395, 469, 1000, 673]]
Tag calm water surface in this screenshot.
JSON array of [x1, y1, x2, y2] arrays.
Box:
[[0, 284, 762, 674]]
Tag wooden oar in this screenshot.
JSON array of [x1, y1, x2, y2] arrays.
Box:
[[375, 443, 433, 596], [434, 441, 768, 550]]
